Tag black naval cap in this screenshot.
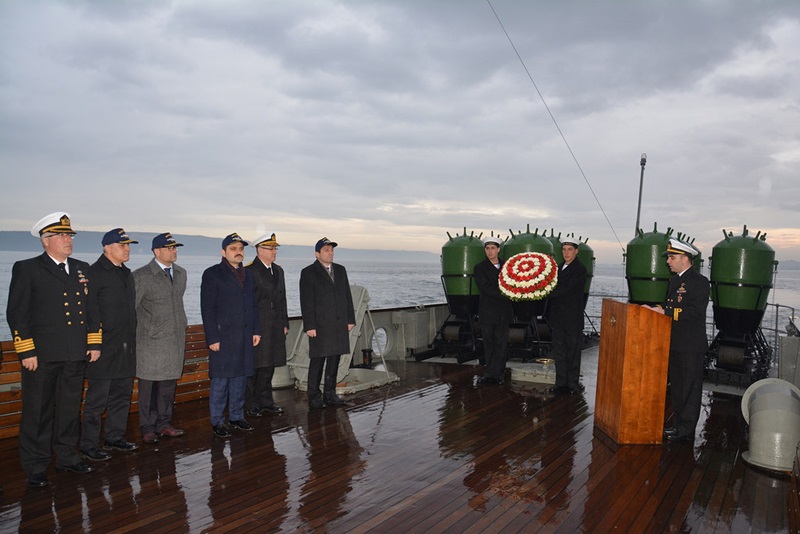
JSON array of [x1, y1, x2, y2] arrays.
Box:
[[102, 228, 138, 246], [151, 232, 183, 250]]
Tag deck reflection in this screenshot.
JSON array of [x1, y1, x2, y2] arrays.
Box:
[[0, 358, 790, 533]]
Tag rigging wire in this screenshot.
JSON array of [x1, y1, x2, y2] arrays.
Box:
[[486, 0, 626, 253]]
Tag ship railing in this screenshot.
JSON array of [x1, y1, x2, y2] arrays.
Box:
[[583, 294, 795, 367]]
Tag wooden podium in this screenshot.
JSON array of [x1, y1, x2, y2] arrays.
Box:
[[593, 299, 672, 444]]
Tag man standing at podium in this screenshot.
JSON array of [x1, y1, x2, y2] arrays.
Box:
[[644, 238, 709, 443]]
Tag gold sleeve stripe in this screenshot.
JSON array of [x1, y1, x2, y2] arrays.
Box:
[[87, 333, 103, 344], [14, 338, 36, 353]]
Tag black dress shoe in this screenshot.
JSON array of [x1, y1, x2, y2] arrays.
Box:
[[262, 404, 284, 414], [663, 427, 679, 437], [548, 385, 568, 395], [56, 461, 93, 474], [567, 387, 579, 395], [495, 378, 506, 386], [104, 439, 138, 451], [229, 419, 254, 431], [27, 472, 49, 487], [82, 447, 112, 461], [309, 398, 326, 410], [246, 407, 265, 418], [476, 376, 494, 386], [212, 424, 231, 438], [665, 432, 693, 443], [323, 395, 347, 406]]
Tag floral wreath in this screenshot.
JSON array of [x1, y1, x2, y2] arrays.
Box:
[[499, 251, 559, 301]]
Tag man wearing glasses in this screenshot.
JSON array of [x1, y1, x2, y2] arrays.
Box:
[[133, 233, 189, 445], [7, 212, 102, 487], [80, 228, 140, 462], [245, 233, 289, 417]]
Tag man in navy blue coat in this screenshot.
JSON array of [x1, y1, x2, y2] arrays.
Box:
[[201, 233, 261, 438]]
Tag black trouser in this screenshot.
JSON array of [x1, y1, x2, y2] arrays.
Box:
[[307, 355, 341, 402], [246, 366, 276, 410], [137, 379, 177, 435], [19, 360, 86, 476], [480, 321, 509, 381], [551, 327, 583, 390], [80, 376, 134, 449], [668, 349, 705, 436]]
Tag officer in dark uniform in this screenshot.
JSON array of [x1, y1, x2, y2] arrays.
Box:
[[644, 238, 710, 443], [548, 238, 588, 395], [245, 233, 289, 416], [6, 212, 102, 487], [80, 228, 139, 462], [473, 235, 513, 386]]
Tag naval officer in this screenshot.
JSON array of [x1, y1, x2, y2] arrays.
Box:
[[6, 212, 102, 487], [473, 236, 513, 386], [547, 238, 588, 395], [644, 238, 710, 443], [245, 233, 289, 416]]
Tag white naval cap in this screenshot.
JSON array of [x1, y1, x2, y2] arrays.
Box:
[[31, 212, 74, 237], [664, 238, 699, 257], [253, 232, 280, 247]]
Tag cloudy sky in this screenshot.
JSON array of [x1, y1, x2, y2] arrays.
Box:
[[1, 0, 798, 263]]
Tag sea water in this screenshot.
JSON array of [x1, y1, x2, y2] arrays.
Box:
[[0, 251, 797, 341]]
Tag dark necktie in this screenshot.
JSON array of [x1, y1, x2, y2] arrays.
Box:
[[164, 267, 173, 283], [58, 262, 67, 273], [327, 266, 334, 281]]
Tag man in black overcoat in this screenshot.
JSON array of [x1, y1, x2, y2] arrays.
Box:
[[80, 228, 139, 462], [473, 236, 513, 385], [245, 232, 289, 416], [299, 237, 355, 409], [547, 238, 588, 395], [644, 238, 709, 443], [6, 212, 101, 487]]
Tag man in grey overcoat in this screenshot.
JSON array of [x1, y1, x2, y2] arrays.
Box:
[[245, 232, 289, 416], [133, 233, 188, 444], [299, 237, 355, 409]]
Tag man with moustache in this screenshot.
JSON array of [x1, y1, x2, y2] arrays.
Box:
[[80, 228, 139, 462], [201, 233, 261, 438], [245, 233, 289, 417], [299, 237, 355, 409], [133, 233, 188, 445], [7, 212, 101, 487]]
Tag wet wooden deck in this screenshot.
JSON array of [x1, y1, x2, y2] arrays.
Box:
[[0, 352, 790, 533]]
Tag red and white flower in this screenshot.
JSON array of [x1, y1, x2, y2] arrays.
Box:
[[499, 251, 559, 301]]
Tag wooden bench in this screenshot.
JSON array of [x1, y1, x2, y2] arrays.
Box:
[[0, 324, 211, 440]]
